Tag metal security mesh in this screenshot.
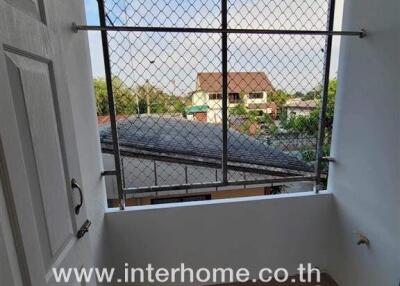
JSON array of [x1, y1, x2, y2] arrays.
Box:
[[91, 0, 344, 206]]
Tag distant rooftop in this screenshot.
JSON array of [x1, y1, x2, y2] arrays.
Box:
[[99, 116, 313, 174], [185, 105, 209, 114], [196, 72, 274, 93], [285, 98, 318, 109]]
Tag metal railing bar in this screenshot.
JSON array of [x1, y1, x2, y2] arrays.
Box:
[[221, 0, 228, 183], [321, 156, 335, 162], [72, 24, 365, 37], [97, 0, 125, 209], [314, 0, 336, 193], [153, 160, 158, 186], [184, 166, 188, 194], [121, 157, 126, 188], [101, 170, 117, 176], [100, 146, 312, 177], [124, 175, 316, 194]]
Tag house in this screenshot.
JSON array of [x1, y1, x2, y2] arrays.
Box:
[[188, 72, 276, 123], [285, 98, 318, 118]]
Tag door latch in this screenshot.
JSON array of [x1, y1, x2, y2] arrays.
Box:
[[77, 219, 91, 239]]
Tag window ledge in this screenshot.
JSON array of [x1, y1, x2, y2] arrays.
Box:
[[106, 190, 331, 214]]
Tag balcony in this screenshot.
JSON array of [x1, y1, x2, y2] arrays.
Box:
[[0, 0, 398, 285], [88, 0, 399, 284]]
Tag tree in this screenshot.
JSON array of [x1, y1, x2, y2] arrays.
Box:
[[284, 79, 336, 136], [268, 89, 291, 111], [292, 91, 305, 98], [229, 103, 247, 116], [93, 78, 108, 115], [229, 104, 278, 136], [93, 77, 187, 116], [93, 77, 137, 115], [283, 79, 337, 161]]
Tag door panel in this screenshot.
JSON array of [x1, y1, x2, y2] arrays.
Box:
[[5, 51, 75, 263], [0, 0, 95, 285], [4, 0, 46, 23]]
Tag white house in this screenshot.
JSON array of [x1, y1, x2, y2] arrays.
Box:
[[285, 98, 318, 118], [188, 72, 277, 123]]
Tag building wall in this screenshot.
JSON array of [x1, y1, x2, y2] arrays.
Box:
[[191, 91, 269, 123], [193, 112, 207, 122], [245, 91, 268, 105], [192, 91, 268, 108], [328, 0, 400, 284], [206, 108, 222, 123]]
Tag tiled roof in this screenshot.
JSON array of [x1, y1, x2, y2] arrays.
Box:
[[247, 102, 277, 110], [285, 98, 318, 109], [197, 72, 274, 93], [99, 116, 313, 173]]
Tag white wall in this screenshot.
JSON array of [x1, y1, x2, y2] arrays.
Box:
[[51, 0, 108, 268], [328, 0, 400, 284], [104, 193, 333, 285]]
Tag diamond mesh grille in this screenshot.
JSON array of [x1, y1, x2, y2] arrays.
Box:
[[97, 0, 335, 200]]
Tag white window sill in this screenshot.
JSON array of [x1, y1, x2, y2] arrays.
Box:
[[106, 190, 331, 214]]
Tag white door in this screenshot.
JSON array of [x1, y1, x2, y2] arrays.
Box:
[[0, 1, 95, 285]]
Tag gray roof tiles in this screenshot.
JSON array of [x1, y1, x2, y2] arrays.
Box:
[[99, 116, 313, 173]]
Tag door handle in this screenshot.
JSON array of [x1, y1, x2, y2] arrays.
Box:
[[71, 178, 83, 215]]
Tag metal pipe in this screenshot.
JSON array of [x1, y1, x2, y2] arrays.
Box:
[[124, 175, 316, 194], [100, 145, 313, 177], [184, 166, 188, 194], [153, 160, 158, 185], [101, 170, 117, 176], [72, 23, 365, 37], [121, 157, 126, 188], [314, 0, 336, 193], [96, 0, 125, 209], [221, 0, 228, 183]]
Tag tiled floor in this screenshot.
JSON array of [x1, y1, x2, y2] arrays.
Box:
[[211, 273, 338, 286]]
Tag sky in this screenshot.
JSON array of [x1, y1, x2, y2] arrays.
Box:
[[83, 0, 344, 94]]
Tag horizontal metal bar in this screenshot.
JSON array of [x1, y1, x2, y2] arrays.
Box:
[[321, 156, 336, 162], [124, 175, 316, 194], [101, 145, 312, 177], [101, 170, 117, 176], [72, 23, 365, 37]]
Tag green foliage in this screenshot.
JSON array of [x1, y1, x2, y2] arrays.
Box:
[[230, 103, 247, 115], [283, 110, 320, 136], [93, 77, 188, 116], [229, 105, 278, 136], [292, 91, 304, 98], [268, 89, 291, 110], [284, 79, 337, 136], [301, 148, 316, 162], [93, 78, 108, 115], [283, 79, 337, 161], [259, 113, 278, 135]]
